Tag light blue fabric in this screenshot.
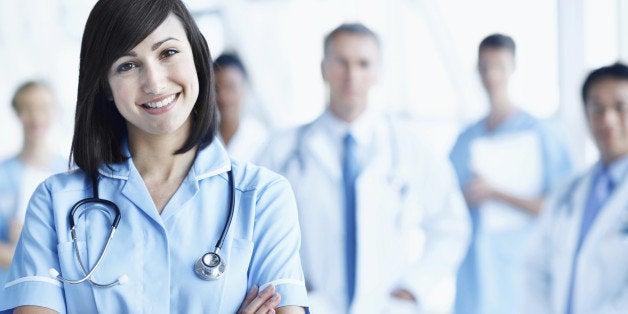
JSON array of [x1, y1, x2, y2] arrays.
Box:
[[342, 133, 359, 304], [449, 110, 574, 314], [0, 139, 308, 313], [0, 156, 66, 287]]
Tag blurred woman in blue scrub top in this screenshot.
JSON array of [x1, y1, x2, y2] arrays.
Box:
[[0, 81, 66, 286], [0, 1, 308, 313], [449, 34, 573, 314]]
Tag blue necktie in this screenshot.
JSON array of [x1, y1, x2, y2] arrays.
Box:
[[566, 168, 614, 314], [342, 133, 359, 306]]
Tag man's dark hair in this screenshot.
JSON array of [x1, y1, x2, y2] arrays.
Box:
[[478, 33, 516, 56], [214, 52, 248, 80], [581, 62, 628, 103]]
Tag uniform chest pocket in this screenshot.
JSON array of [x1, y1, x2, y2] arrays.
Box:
[[56, 240, 98, 312], [57, 235, 144, 313], [598, 232, 628, 274], [214, 238, 254, 313]]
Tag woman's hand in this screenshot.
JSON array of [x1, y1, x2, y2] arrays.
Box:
[[238, 284, 281, 314], [390, 288, 416, 302], [463, 176, 497, 207], [9, 219, 22, 243]]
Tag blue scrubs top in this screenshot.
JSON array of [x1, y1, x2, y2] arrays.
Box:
[[0, 140, 308, 313], [0, 156, 67, 285], [449, 110, 574, 314]]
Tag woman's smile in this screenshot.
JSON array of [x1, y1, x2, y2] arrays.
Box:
[[141, 92, 180, 114]]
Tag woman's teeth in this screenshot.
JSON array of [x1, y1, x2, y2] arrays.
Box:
[[144, 94, 175, 108]]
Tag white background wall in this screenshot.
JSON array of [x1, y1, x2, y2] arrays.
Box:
[[0, 0, 625, 169]]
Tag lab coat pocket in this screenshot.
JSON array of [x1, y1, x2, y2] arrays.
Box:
[[597, 232, 628, 284]]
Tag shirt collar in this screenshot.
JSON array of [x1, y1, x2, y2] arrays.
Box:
[[320, 106, 377, 148], [603, 155, 628, 187]]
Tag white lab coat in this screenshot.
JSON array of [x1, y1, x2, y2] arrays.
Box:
[[522, 165, 628, 314], [257, 110, 470, 314], [221, 116, 270, 162]]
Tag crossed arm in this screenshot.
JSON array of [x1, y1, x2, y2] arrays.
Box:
[[14, 284, 305, 314]]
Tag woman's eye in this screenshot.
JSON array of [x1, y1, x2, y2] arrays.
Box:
[[116, 62, 136, 73], [161, 48, 179, 59]]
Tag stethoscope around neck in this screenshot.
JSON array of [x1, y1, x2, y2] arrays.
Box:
[[50, 170, 236, 287]]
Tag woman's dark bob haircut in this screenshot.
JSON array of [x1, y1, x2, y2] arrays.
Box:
[[71, 0, 216, 177]]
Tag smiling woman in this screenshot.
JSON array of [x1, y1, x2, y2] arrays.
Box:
[[0, 1, 308, 313]]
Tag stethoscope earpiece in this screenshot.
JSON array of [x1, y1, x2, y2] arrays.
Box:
[[194, 251, 226, 280]]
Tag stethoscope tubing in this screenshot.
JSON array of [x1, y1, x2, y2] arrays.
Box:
[[214, 170, 235, 253], [59, 227, 120, 287], [54, 168, 236, 286]]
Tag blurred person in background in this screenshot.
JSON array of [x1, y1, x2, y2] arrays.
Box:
[[522, 62, 628, 314], [0, 81, 67, 285], [257, 23, 470, 314], [449, 33, 574, 314], [214, 52, 269, 162]]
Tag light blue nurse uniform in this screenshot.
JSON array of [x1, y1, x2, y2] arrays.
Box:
[[449, 110, 573, 314], [0, 156, 67, 286], [0, 139, 308, 313]]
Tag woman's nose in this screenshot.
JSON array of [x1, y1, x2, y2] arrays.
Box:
[[141, 63, 166, 95]]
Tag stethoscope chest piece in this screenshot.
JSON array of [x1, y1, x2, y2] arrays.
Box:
[[194, 252, 226, 280]]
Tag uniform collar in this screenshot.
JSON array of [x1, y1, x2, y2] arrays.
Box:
[[191, 138, 231, 180], [97, 137, 231, 181]]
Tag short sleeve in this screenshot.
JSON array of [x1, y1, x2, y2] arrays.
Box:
[[249, 177, 309, 309], [449, 125, 479, 189], [0, 181, 66, 313], [538, 120, 574, 193]]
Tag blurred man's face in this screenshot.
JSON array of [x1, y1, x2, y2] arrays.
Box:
[[478, 47, 515, 97], [585, 78, 628, 164], [322, 32, 380, 121], [215, 66, 247, 119]]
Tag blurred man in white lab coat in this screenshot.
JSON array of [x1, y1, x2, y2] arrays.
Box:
[[522, 62, 628, 314], [256, 23, 470, 314]]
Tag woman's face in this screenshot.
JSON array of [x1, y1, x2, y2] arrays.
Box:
[[14, 85, 55, 141], [107, 13, 199, 140]]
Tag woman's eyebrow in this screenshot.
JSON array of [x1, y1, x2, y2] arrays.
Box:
[[152, 37, 179, 51], [117, 37, 181, 58]]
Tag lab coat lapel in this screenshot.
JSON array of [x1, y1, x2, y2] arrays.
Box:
[[565, 171, 592, 254], [551, 169, 591, 309], [301, 120, 342, 181], [582, 173, 628, 248]]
